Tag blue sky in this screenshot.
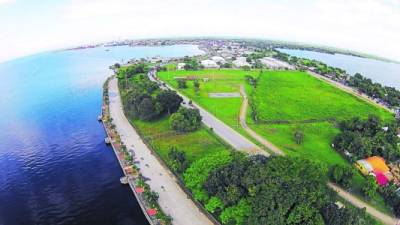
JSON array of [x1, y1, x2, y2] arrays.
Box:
[[1, 0, 400, 62]]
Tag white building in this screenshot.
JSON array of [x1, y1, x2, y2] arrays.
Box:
[[233, 57, 251, 68], [201, 59, 219, 68], [260, 57, 294, 70], [177, 63, 186, 70], [211, 56, 226, 64]]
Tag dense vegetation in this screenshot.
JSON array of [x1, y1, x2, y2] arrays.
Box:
[[348, 73, 400, 107], [119, 67, 183, 121], [333, 115, 400, 162], [184, 152, 373, 225], [170, 107, 202, 132], [333, 116, 400, 215], [158, 69, 393, 211]]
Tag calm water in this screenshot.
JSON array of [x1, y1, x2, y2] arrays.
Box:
[[0, 45, 203, 225], [279, 49, 400, 89]]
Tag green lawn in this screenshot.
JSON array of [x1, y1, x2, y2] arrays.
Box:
[[158, 69, 258, 130], [252, 71, 392, 122], [157, 69, 395, 213], [132, 116, 230, 166]]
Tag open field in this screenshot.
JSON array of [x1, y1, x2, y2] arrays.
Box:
[[158, 70, 257, 130], [157, 69, 395, 213], [252, 71, 393, 123], [132, 116, 230, 166]]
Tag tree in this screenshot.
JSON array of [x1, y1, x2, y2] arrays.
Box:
[[194, 79, 200, 93], [168, 147, 189, 174], [362, 175, 378, 199], [170, 107, 202, 132], [294, 130, 304, 144], [177, 79, 187, 89], [144, 190, 159, 204], [183, 151, 232, 202], [138, 97, 157, 121], [321, 203, 372, 225], [219, 199, 251, 225], [329, 165, 354, 188], [156, 90, 183, 115], [205, 197, 224, 214]]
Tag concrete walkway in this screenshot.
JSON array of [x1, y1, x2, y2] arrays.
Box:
[[108, 77, 213, 225]]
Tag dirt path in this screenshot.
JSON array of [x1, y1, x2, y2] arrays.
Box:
[[238, 85, 399, 225], [328, 182, 399, 225], [238, 85, 285, 156]]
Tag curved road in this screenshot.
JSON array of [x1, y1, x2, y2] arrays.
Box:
[[149, 69, 267, 156], [108, 77, 214, 225]]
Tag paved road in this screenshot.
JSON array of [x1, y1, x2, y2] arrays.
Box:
[[149, 69, 267, 156], [238, 84, 399, 225], [108, 77, 214, 225]]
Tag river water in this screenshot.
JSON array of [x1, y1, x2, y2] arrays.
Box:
[[0, 45, 203, 225], [279, 49, 400, 89]]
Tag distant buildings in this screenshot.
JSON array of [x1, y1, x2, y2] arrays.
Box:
[[211, 56, 226, 64], [201, 59, 219, 68], [260, 57, 294, 70], [232, 57, 251, 68], [177, 62, 186, 70]]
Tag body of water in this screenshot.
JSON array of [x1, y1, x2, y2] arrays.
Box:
[[0, 45, 203, 225], [279, 48, 400, 89]]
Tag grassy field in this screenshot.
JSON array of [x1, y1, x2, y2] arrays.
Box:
[[157, 69, 395, 213], [158, 69, 258, 130], [252, 71, 392, 122], [132, 116, 230, 166]]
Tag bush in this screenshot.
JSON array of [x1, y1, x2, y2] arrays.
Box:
[[362, 175, 378, 199], [329, 165, 354, 188], [168, 147, 189, 174], [170, 107, 202, 133], [177, 79, 187, 89], [294, 130, 304, 144]]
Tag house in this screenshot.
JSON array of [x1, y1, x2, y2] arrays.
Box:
[[211, 56, 226, 64], [201, 59, 219, 68], [355, 156, 392, 186], [177, 62, 186, 70], [232, 57, 251, 68]]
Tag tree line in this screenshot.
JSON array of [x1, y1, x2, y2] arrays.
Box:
[[274, 50, 400, 108], [181, 151, 373, 225], [333, 115, 400, 162]]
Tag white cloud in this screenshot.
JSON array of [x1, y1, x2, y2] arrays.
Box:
[[0, 0, 400, 62]]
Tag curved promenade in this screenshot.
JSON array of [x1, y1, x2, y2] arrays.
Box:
[[108, 77, 213, 225]]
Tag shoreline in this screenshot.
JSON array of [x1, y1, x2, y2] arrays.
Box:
[[105, 76, 214, 225]]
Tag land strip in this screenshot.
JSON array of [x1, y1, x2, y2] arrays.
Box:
[[108, 77, 214, 225]]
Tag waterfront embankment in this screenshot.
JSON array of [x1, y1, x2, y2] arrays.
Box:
[[104, 76, 214, 225]]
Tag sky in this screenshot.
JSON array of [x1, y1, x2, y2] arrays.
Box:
[[1, 0, 400, 62]]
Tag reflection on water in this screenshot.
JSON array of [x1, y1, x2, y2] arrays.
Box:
[[0, 45, 203, 225], [279, 48, 400, 89]]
